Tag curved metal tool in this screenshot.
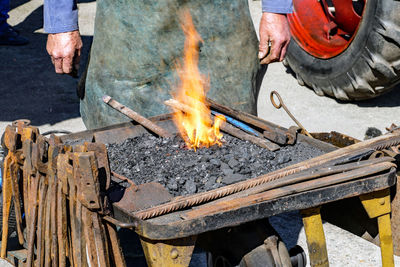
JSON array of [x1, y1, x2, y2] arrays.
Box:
[[270, 91, 313, 138]]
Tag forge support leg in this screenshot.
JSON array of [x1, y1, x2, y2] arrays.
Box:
[[301, 206, 329, 267], [360, 188, 394, 267], [140, 236, 197, 267]]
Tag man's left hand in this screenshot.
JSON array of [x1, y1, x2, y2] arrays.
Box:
[[258, 12, 291, 64]]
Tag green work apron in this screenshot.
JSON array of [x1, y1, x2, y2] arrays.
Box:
[[81, 0, 261, 129]]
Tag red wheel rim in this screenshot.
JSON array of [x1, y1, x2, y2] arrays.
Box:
[[288, 0, 366, 59]]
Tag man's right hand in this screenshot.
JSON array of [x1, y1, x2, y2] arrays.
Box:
[[46, 30, 82, 75]]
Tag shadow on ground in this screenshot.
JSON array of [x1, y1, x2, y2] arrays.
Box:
[[0, 0, 92, 126]]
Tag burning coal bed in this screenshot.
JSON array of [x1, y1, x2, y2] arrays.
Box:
[[106, 133, 324, 197]]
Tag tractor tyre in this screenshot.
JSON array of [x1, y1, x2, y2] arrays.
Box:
[[285, 0, 400, 101]]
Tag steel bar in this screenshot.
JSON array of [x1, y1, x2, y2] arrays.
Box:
[[164, 99, 280, 151], [221, 122, 280, 151], [103, 95, 172, 138], [134, 132, 400, 220], [183, 162, 395, 219], [185, 156, 395, 212]]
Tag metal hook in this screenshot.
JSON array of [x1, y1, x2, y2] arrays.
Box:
[[270, 91, 313, 138]]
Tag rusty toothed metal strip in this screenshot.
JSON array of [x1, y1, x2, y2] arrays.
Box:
[[133, 133, 400, 220]]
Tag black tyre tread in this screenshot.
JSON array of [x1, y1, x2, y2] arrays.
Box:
[[286, 0, 400, 101]]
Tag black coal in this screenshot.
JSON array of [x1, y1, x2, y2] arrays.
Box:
[[107, 133, 324, 196]]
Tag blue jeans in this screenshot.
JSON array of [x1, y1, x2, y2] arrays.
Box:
[[0, 0, 9, 32]]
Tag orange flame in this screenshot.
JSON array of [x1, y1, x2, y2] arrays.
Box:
[[172, 10, 225, 150]]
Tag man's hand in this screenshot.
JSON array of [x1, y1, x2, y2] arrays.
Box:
[[258, 12, 290, 64], [46, 30, 82, 75]]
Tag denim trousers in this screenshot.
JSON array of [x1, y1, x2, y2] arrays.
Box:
[[0, 0, 9, 31]]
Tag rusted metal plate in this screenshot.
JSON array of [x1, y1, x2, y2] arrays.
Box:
[[73, 152, 102, 211], [113, 182, 173, 214], [311, 131, 360, 148]]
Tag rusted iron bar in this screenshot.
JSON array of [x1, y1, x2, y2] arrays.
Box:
[[183, 161, 396, 219], [220, 122, 280, 151], [164, 99, 280, 151], [206, 98, 289, 142], [111, 171, 137, 188], [102, 215, 137, 229], [192, 156, 395, 209], [103, 95, 172, 138], [134, 132, 400, 220]]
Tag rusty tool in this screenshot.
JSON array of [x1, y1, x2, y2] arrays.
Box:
[[270, 90, 313, 138], [48, 146, 60, 266], [1, 126, 22, 257], [105, 222, 127, 267], [103, 95, 172, 138], [21, 126, 39, 244], [1, 152, 13, 258], [134, 132, 400, 220], [74, 152, 110, 267], [57, 154, 71, 267], [83, 207, 98, 267], [164, 99, 280, 151]]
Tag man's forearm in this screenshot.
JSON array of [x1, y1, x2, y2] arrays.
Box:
[[262, 0, 293, 14], [44, 0, 79, 34]]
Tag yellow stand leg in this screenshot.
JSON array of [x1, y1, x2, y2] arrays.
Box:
[[301, 206, 329, 267], [140, 236, 197, 267], [360, 188, 394, 267]]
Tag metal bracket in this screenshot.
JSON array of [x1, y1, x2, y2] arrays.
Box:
[[301, 206, 329, 267], [140, 236, 197, 267], [360, 189, 394, 267]]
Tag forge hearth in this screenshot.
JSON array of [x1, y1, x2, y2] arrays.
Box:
[[107, 133, 324, 196]]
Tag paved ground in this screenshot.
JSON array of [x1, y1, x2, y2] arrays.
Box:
[[1, 0, 400, 266]]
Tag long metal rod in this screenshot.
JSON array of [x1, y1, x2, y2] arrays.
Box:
[[164, 99, 280, 151], [103, 95, 172, 138], [133, 132, 400, 220], [183, 161, 395, 219]]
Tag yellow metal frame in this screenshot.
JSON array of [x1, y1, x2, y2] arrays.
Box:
[[140, 236, 197, 267], [360, 188, 394, 267], [301, 207, 329, 267], [301, 189, 395, 267]]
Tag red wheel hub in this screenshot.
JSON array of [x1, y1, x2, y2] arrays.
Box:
[[288, 0, 366, 59]]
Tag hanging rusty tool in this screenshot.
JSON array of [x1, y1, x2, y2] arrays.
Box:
[[1, 127, 15, 258], [270, 91, 313, 138], [102, 95, 172, 138]]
